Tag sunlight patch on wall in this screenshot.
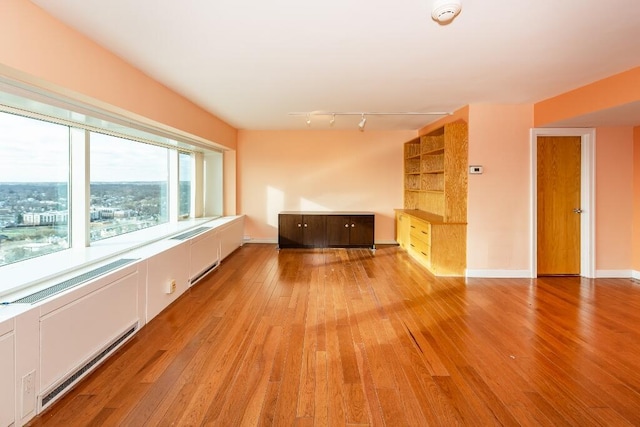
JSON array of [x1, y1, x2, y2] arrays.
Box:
[[300, 198, 328, 211], [266, 186, 284, 228]]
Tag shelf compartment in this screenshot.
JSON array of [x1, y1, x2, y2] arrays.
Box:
[[422, 174, 444, 192], [421, 153, 444, 172], [404, 174, 421, 191], [404, 140, 420, 159], [404, 158, 420, 174], [421, 133, 445, 153]]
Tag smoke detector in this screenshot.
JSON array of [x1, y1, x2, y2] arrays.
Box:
[[432, 0, 462, 23]]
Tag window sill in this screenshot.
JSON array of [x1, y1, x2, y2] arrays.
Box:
[[0, 217, 226, 302]]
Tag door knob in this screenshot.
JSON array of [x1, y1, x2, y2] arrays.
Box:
[[344, 224, 349, 228], [573, 208, 583, 214]]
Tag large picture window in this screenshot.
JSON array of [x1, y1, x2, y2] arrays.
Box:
[[90, 133, 169, 241], [0, 85, 223, 293], [0, 112, 70, 266]]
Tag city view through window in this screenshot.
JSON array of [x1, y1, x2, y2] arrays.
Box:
[[0, 111, 195, 267]]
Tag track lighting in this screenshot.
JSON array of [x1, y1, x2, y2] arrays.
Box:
[[288, 111, 452, 131], [358, 114, 367, 131]]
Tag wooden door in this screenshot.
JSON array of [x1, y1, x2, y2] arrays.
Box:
[[537, 136, 581, 275], [302, 215, 326, 247], [278, 214, 303, 247], [348, 215, 375, 247], [326, 215, 350, 247]]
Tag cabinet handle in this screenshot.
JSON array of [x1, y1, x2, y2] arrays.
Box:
[[421, 230, 427, 235], [351, 224, 355, 227], [410, 225, 416, 229], [410, 243, 415, 247], [421, 251, 427, 256], [297, 223, 302, 228], [344, 224, 349, 228], [304, 223, 308, 228]]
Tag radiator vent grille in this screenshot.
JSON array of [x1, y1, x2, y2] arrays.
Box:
[[171, 227, 209, 241], [11, 258, 138, 305], [41, 324, 137, 408]]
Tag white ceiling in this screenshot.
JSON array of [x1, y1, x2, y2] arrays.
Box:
[[30, 0, 640, 131]]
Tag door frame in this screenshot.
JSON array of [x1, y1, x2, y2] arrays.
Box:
[[530, 128, 596, 278]]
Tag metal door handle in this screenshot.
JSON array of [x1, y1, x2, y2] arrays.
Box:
[[573, 208, 583, 214]]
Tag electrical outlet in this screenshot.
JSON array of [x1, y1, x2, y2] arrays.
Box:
[[22, 370, 35, 417], [167, 279, 176, 294]]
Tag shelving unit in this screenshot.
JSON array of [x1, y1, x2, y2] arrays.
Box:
[[398, 121, 468, 276]]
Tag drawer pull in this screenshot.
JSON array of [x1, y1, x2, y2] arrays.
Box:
[[421, 251, 427, 256], [410, 244, 415, 247], [410, 225, 416, 229], [421, 231, 427, 235]]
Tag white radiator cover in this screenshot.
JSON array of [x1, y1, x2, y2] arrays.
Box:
[[39, 270, 139, 396], [6, 215, 244, 426]]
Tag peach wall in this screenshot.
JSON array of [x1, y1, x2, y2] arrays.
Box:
[[634, 127, 640, 272], [466, 104, 534, 274], [534, 67, 640, 127], [595, 127, 634, 271], [0, 0, 236, 149], [237, 130, 415, 243]]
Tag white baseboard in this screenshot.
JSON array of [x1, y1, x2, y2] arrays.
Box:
[[465, 269, 532, 278], [596, 270, 633, 278], [633, 271, 640, 280]]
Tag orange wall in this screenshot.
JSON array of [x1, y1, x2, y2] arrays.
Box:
[[237, 130, 415, 242], [466, 104, 534, 273], [595, 127, 634, 271], [634, 127, 640, 272], [0, 0, 236, 149], [534, 67, 640, 127]]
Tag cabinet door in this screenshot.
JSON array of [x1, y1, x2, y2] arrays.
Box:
[[302, 215, 327, 247], [326, 215, 351, 247], [278, 214, 303, 247], [349, 215, 374, 247]]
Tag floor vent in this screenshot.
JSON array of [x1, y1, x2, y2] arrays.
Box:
[[11, 258, 138, 305], [171, 227, 209, 241], [41, 324, 137, 409]]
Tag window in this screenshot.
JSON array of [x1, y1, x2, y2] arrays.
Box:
[[90, 133, 169, 241], [0, 83, 224, 281], [0, 112, 70, 267], [179, 151, 192, 218]]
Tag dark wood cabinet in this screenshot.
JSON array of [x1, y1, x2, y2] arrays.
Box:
[[326, 215, 375, 248], [278, 212, 375, 250]]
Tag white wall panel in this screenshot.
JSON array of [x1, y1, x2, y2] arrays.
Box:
[[0, 330, 15, 427], [189, 229, 219, 281], [39, 272, 139, 392], [219, 217, 244, 260], [146, 242, 189, 321]]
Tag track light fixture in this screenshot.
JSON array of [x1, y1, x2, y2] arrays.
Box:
[[358, 114, 367, 131], [288, 111, 452, 131]]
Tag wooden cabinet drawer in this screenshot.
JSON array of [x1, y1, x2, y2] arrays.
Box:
[[409, 218, 431, 243], [409, 238, 431, 267]]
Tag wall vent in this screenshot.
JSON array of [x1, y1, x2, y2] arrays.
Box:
[[40, 323, 137, 409], [190, 261, 220, 286], [171, 227, 209, 241], [11, 258, 138, 305]]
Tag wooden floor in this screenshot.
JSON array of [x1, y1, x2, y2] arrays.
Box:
[[29, 244, 640, 426]]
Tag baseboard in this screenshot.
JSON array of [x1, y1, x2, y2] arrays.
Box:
[[596, 270, 633, 278], [633, 271, 640, 280], [465, 269, 532, 278], [243, 239, 398, 246]]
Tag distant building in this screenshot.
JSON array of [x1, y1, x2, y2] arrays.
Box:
[[23, 211, 69, 226]]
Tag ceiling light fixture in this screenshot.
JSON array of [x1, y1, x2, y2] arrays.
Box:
[[431, 0, 462, 24], [288, 111, 452, 131], [358, 114, 367, 131]]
